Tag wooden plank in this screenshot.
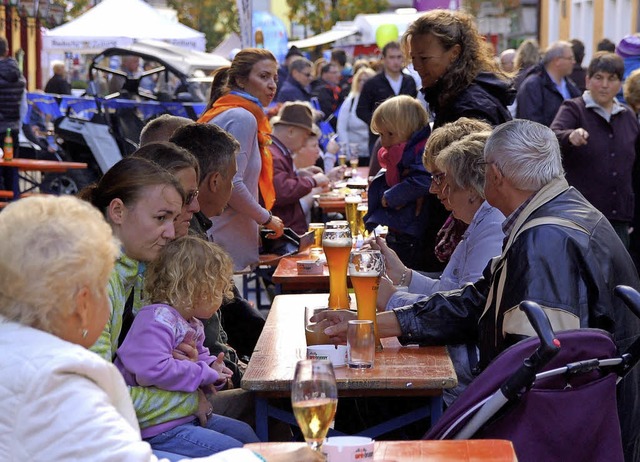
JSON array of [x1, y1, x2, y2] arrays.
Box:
[[245, 440, 518, 462]]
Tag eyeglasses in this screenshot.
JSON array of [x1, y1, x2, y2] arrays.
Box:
[[185, 189, 199, 205], [430, 172, 446, 186]]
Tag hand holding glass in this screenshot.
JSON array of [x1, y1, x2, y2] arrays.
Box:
[[291, 359, 338, 451]]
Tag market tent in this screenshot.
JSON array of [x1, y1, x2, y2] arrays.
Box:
[[288, 11, 423, 48], [42, 0, 206, 52]]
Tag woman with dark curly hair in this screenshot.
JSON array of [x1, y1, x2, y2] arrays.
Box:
[[401, 9, 515, 128]]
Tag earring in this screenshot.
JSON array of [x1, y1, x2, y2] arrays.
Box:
[[81, 328, 88, 339]]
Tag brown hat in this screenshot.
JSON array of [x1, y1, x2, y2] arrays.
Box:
[[272, 102, 314, 134]]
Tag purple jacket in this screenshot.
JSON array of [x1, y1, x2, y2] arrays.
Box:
[[269, 135, 316, 235], [115, 304, 219, 392], [551, 95, 639, 222]]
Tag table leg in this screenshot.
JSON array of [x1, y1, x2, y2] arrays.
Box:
[[10, 167, 20, 199], [430, 396, 443, 424], [255, 396, 269, 442]]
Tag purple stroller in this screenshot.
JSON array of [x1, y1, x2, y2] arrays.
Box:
[[425, 289, 640, 462]]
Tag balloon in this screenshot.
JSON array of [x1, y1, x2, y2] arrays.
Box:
[[375, 24, 399, 50]]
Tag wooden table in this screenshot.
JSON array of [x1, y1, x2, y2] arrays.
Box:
[[245, 440, 518, 461], [241, 293, 457, 441], [0, 158, 88, 199]]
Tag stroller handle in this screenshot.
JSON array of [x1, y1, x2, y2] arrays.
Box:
[[614, 285, 640, 320], [501, 301, 561, 401]]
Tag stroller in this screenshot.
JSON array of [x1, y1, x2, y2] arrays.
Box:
[[426, 287, 640, 462]]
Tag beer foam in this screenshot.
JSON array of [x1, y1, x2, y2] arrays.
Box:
[[322, 238, 352, 247], [349, 270, 380, 277], [345, 195, 362, 204]]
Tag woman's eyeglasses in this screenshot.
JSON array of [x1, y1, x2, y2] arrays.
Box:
[[185, 189, 199, 205], [430, 172, 446, 186]]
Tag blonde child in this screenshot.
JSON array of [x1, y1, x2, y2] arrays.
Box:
[[365, 95, 435, 270], [115, 235, 259, 456]]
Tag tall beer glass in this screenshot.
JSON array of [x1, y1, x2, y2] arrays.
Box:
[[291, 359, 337, 452], [344, 194, 362, 238], [356, 202, 368, 238], [348, 250, 384, 345], [322, 227, 352, 309]]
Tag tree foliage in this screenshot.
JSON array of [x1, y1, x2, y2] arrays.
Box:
[[167, 0, 239, 50], [286, 0, 388, 35]]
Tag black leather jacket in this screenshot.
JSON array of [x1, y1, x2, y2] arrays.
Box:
[[394, 177, 640, 457]]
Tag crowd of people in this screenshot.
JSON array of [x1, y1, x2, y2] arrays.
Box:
[[2, 7, 640, 462]]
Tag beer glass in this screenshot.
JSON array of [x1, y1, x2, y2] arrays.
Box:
[[356, 202, 368, 238], [344, 194, 362, 238], [348, 250, 384, 344], [305, 306, 332, 346], [348, 143, 359, 175], [322, 227, 352, 309], [308, 223, 325, 251], [347, 320, 375, 369], [291, 359, 338, 452]]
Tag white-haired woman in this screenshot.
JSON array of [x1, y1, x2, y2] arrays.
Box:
[[0, 195, 320, 462], [373, 131, 505, 403]]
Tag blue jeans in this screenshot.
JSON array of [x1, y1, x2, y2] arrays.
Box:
[[146, 415, 260, 457]]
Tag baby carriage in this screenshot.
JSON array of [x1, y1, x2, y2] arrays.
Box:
[[426, 287, 640, 462]]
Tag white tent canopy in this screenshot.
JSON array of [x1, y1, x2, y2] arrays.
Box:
[[43, 0, 206, 53]]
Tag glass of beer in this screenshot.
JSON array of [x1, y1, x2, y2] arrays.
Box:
[[292, 359, 338, 452], [305, 306, 332, 346], [356, 202, 368, 238], [348, 143, 360, 175], [348, 250, 384, 345], [322, 227, 352, 309], [344, 194, 362, 238], [308, 223, 324, 251]]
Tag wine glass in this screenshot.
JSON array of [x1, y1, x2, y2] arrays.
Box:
[[291, 359, 338, 452]]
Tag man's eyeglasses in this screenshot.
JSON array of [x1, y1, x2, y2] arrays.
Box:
[[430, 172, 446, 186], [186, 189, 199, 205]]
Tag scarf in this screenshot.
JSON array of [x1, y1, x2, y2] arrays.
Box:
[[198, 93, 275, 210]]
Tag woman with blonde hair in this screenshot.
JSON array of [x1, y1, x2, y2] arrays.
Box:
[[199, 48, 285, 271], [402, 9, 514, 128], [336, 66, 376, 165], [513, 38, 540, 90]]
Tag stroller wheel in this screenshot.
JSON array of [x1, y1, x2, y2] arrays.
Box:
[[41, 169, 97, 196]]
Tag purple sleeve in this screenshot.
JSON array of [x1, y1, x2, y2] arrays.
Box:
[[116, 307, 220, 392]]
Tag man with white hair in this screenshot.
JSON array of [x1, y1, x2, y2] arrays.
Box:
[[44, 61, 71, 95], [319, 119, 640, 460], [516, 41, 581, 126]]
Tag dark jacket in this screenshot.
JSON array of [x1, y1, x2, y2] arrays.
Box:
[[393, 178, 640, 458], [0, 57, 25, 132], [364, 125, 432, 238], [551, 96, 639, 223], [356, 72, 418, 151], [423, 72, 515, 129], [275, 75, 311, 103], [569, 64, 587, 92], [269, 135, 316, 235], [516, 64, 581, 126], [311, 79, 343, 130], [44, 74, 72, 95]]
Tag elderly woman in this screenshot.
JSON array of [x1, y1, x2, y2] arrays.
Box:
[[0, 196, 321, 462], [373, 131, 505, 403], [551, 52, 639, 249], [402, 9, 514, 128]]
